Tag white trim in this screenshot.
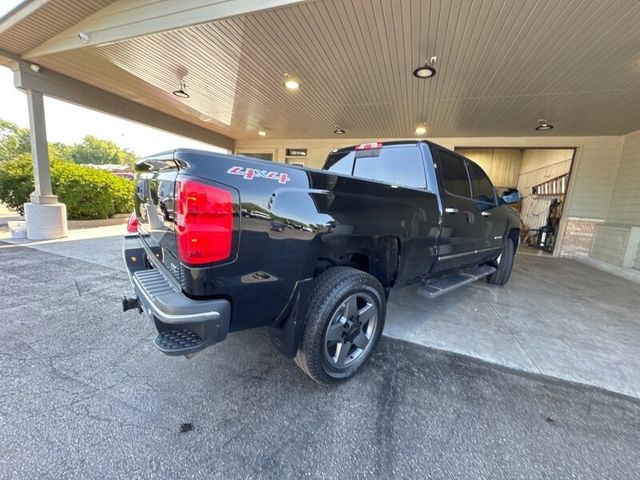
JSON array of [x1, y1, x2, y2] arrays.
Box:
[[25, 0, 304, 59]]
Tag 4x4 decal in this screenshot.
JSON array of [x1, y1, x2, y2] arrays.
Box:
[[227, 166, 291, 184]]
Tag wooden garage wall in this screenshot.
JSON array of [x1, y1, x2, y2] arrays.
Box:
[[516, 149, 573, 195]]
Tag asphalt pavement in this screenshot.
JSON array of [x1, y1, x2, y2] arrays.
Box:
[[1, 242, 639, 479]]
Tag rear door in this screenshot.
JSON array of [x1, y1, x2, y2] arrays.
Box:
[[432, 149, 477, 272]]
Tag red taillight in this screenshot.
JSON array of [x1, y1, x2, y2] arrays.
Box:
[[127, 212, 138, 233], [355, 142, 383, 150], [175, 179, 234, 265]]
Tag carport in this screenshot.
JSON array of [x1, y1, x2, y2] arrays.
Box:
[[1, 0, 639, 273], [2, 1, 640, 478]]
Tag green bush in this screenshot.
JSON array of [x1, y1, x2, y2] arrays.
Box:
[[0, 155, 134, 219], [0, 154, 34, 215]]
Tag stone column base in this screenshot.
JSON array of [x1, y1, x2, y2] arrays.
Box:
[[24, 202, 68, 240]]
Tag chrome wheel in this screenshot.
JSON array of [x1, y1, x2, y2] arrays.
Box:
[[323, 292, 379, 369]]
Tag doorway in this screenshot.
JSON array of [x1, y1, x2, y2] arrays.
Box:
[[455, 147, 576, 256]]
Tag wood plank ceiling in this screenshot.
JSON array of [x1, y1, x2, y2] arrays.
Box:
[[6, 0, 640, 139]]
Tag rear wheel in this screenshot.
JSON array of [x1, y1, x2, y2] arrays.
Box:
[[294, 267, 385, 384], [487, 237, 515, 285]]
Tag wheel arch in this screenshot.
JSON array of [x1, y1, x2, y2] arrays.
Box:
[[314, 235, 400, 290]]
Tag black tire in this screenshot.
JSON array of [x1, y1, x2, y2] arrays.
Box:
[[487, 237, 515, 285], [294, 267, 386, 384]]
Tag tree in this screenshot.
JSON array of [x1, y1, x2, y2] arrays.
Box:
[[0, 119, 31, 162], [49, 141, 73, 161], [71, 134, 135, 165]]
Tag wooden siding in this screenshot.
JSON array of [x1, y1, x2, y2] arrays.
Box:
[[606, 130, 640, 226]]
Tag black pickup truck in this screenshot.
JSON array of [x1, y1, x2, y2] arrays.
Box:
[[122, 141, 521, 383]]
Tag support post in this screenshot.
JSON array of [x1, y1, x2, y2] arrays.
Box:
[[23, 88, 67, 239], [26, 89, 56, 204]]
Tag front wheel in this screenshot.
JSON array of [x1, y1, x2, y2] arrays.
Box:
[[294, 267, 386, 384], [487, 237, 516, 285]]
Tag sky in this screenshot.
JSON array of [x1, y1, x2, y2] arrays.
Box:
[[0, 1, 25, 19], [0, 67, 226, 156]]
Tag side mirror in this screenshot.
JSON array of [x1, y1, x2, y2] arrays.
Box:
[[501, 189, 521, 204]]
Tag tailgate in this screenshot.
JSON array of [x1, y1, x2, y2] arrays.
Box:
[[134, 152, 182, 284]]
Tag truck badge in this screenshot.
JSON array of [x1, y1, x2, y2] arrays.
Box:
[[227, 166, 291, 184]]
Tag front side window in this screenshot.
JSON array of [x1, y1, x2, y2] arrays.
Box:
[[352, 146, 427, 189], [467, 161, 496, 205], [438, 151, 471, 197]]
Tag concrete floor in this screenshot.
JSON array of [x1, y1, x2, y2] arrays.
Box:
[[386, 253, 640, 398], [1, 243, 639, 479], [2, 226, 640, 397]]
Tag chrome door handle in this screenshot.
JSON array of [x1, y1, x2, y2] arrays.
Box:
[[481, 211, 491, 217], [444, 207, 459, 214]]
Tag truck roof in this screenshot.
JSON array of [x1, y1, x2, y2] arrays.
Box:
[[331, 140, 426, 153]]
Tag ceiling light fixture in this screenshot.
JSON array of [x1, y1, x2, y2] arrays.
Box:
[[413, 56, 437, 79], [334, 126, 346, 135], [535, 119, 554, 131], [30, 64, 41, 73], [257, 129, 268, 137], [172, 80, 190, 99], [77, 32, 91, 43], [284, 75, 300, 90], [415, 124, 427, 135]]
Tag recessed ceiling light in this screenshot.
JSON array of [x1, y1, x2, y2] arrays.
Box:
[[172, 80, 189, 98], [77, 32, 91, 43], [284, 75, 300, 90], [415, 125, 427, 135], [413, 56, 437, 79], [535, 119, 554, 131], [334, 127, 346, 135], [257, 129, 268, 137]]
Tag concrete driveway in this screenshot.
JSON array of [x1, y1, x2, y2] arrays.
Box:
[[1, 232, 640, 479], [386, 253, 640, 398]]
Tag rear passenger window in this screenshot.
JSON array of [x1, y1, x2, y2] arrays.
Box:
[[352, 147, 427, 189], [467, 162, 496, 205], [324, 150, 355, 175], [438, 151, 471, 197]]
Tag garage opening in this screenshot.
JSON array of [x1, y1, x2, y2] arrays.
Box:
[[455, 147, 576, 256]]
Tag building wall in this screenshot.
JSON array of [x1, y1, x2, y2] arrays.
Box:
[[591, 130, 640, 269], [235, 135, 623, 257], [606, 130, 640, 225]]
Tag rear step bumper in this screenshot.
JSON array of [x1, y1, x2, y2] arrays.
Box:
[[123, 235, 230, 356]]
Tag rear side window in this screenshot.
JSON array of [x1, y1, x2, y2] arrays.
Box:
[[324, 150, 355, 174], [467, 162, 496, 204], [438, 151, 471, 197], [352, 146, 427, 189]]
